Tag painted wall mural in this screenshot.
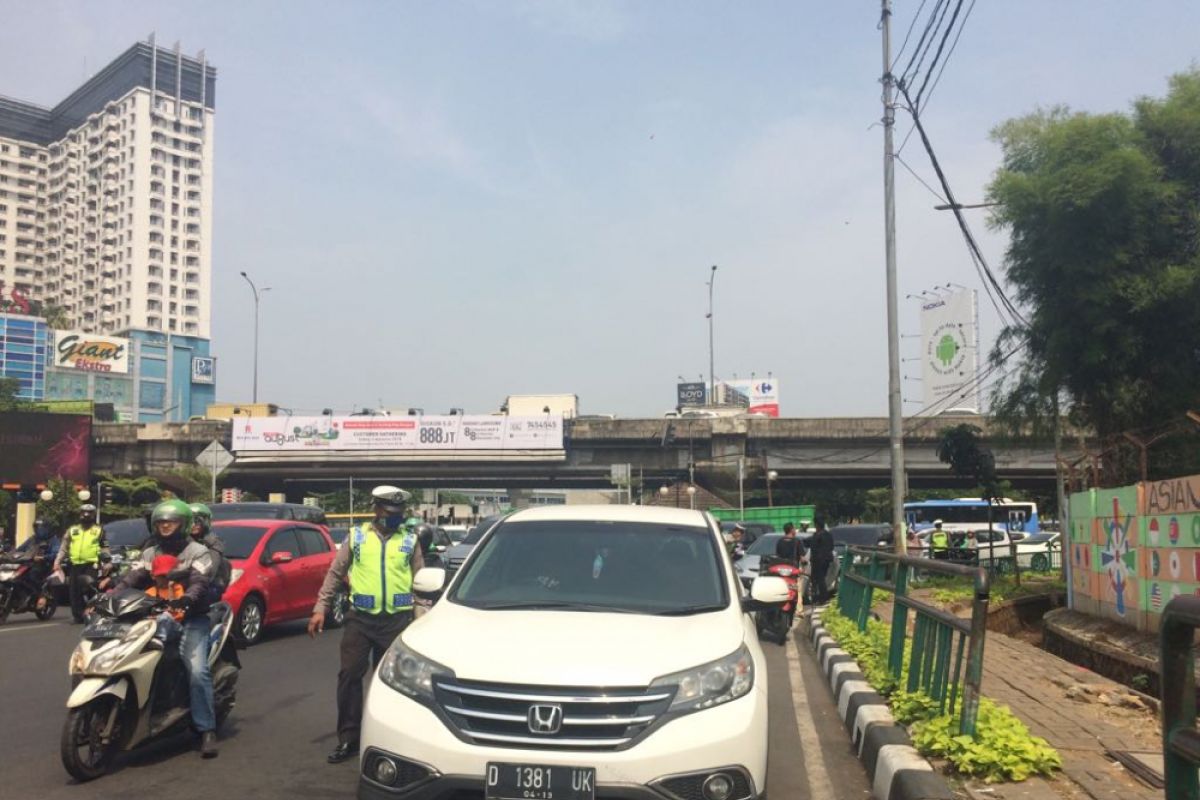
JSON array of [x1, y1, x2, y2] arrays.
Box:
[[1069, 474, 1200, 632]]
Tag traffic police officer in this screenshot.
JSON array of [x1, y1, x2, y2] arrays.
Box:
[[53, 504, 108, 622], [929, 519, 950, 560], [308, 486, 424, 764]]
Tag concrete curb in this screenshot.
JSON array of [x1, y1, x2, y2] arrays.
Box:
[[807, 608, 954, 800]]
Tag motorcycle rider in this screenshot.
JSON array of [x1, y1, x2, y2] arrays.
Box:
[[189, 503, 231, 603], [308, 486, 425, 764], [54, 506, 108, 623], [114, 499, 220, 758]]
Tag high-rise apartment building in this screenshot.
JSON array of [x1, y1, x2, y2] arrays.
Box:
[[0, 39, 214, 338]]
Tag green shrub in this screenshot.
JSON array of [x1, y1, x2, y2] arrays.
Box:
[[820, 607, 1061, 783]]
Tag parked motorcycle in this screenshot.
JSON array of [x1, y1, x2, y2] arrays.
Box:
[[0, 552, 57, 624], [61, 588, 239, 781], [756, 555, 802, 645]]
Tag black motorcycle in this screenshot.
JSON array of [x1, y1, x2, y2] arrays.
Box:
[[0, 551, 58, 624]]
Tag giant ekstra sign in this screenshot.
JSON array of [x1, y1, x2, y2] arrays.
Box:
[[53, 330, 130, 374]]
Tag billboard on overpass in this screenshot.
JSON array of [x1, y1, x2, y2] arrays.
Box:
[[720, 379, 780, 417], [0, 411, 91, 485], [232, 414, 564, 453]]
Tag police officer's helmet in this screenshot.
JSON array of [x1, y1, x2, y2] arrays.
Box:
[[933, 519, 944, 528], [80, 504, 97, 514], [371, 485, 411, 513]]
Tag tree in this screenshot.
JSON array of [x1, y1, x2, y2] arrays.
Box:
[[97, 472, 161, 519], [37, 476, 83, 535], [987, 70, 1200, 482], [0, 377, 22, 412], [27, 300, 71, 330]]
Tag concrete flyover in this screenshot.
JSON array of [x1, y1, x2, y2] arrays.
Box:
[[91, 414, 1062, 499]]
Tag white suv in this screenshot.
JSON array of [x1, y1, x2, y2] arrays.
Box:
[[357, 505, 788, 800]]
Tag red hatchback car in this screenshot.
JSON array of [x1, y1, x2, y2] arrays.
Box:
[[211, 520, 347, 645]]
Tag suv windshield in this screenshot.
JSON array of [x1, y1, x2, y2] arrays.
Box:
[[451, 520, 727, 615]]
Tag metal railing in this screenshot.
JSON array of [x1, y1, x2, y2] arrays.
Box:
[[1160, 595, 1200, 799], [836, 546, 990, 736]]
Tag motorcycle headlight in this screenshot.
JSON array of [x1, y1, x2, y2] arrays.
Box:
[[377, 639, 453, 702], [229, 568, 245, 585], [651, 644, 755, 713], [90, 620, 155, 673], [69, 644, 87, 675]]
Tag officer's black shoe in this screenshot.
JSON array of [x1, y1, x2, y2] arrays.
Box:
[[327, 741, 359, 764], [201, 731, 218, 758]]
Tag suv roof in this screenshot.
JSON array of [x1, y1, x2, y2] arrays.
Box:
[[504, 505, 710, 526]]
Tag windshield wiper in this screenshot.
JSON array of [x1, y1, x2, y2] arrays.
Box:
[[476, 601, 639, 613], [650, 604, 726, 616]]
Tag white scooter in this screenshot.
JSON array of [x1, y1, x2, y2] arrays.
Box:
[[61, 588, 239, 781]]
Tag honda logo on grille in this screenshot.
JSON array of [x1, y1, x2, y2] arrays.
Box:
[[527, 703, 563, 735]]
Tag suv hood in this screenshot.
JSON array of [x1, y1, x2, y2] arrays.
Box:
[[404, 600, 744, 686]]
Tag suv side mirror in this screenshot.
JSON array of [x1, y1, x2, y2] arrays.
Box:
[[413, 567, 447, 604], [268, 551, 294, 565]]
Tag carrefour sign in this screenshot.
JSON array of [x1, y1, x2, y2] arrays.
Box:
[[54, 330, 129, 374]]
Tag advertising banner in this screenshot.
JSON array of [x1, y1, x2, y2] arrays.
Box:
[[232, 414, 564, 452], [53, 330, 129, 374], [191, 356, 215, 384], [676, 382, 706, 407], [920, 290, 978, 411], [721, 379, 781, 417], [0, 411, 91, 484]]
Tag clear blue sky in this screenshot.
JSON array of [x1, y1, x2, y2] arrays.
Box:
[[2, 1, 1197, 416]]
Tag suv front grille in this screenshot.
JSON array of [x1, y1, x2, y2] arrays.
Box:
[[433, 678, 674, 751]]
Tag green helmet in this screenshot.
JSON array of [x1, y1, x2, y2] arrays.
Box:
[[151, 499, 193, 538], [189, 503, 212, 536]]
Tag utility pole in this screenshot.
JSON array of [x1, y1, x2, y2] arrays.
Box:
[[707, 265, 717, 406], [881, 0, 908, 555]]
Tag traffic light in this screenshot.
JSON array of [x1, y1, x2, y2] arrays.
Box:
[[97, 483, 114, 508]]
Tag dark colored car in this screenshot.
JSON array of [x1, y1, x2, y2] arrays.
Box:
[[210, 502, 328, 526], [212, 520, 342, 645], [442, 515, 506, 576], [718, 520, 773, 548]]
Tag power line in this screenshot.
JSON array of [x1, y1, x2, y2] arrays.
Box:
[[897, 83, 1029, 328], [896, 153, 947, 203], [917, 0, 977, 112], [914, 0, 966, 108], [890, 0, 930, 71], [902, 0, 953, 89]]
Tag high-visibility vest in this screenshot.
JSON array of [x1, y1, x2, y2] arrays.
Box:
[[930, 530, 949, 552], [347, 523, 418, 615], [68, 525, 104, 566]]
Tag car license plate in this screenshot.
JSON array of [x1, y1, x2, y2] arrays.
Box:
[[485, 763, 595, 800]]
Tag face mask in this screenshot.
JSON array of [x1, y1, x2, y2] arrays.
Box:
[[383, 513, 406, 531]]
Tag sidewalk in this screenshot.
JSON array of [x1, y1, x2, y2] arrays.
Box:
[[871, 598, 1163, 799]]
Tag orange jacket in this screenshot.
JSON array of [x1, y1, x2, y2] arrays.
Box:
[[146, 583, 186, 621]]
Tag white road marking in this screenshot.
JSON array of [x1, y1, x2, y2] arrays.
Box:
[[787, 632, 835, 799], [0, 621, 67, 634]]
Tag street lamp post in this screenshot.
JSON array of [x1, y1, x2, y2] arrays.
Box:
[[686, 485, 697, 510], [766, 470, 778, 507], [706, 265, 717, 405], [239, 272, 271, 404]]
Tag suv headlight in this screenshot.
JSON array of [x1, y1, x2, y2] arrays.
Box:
[[378, 639, 454, 702], [651, 644, 755, 713]]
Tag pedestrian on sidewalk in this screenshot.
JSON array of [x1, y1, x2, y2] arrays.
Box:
[[808, 517, 834, 605], [308, 485, 424, 764]]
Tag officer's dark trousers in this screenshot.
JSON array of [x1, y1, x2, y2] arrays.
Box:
[[337, 609, 413, 744], [811, 559, 832, 604], [68, 565, 96, 622]]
